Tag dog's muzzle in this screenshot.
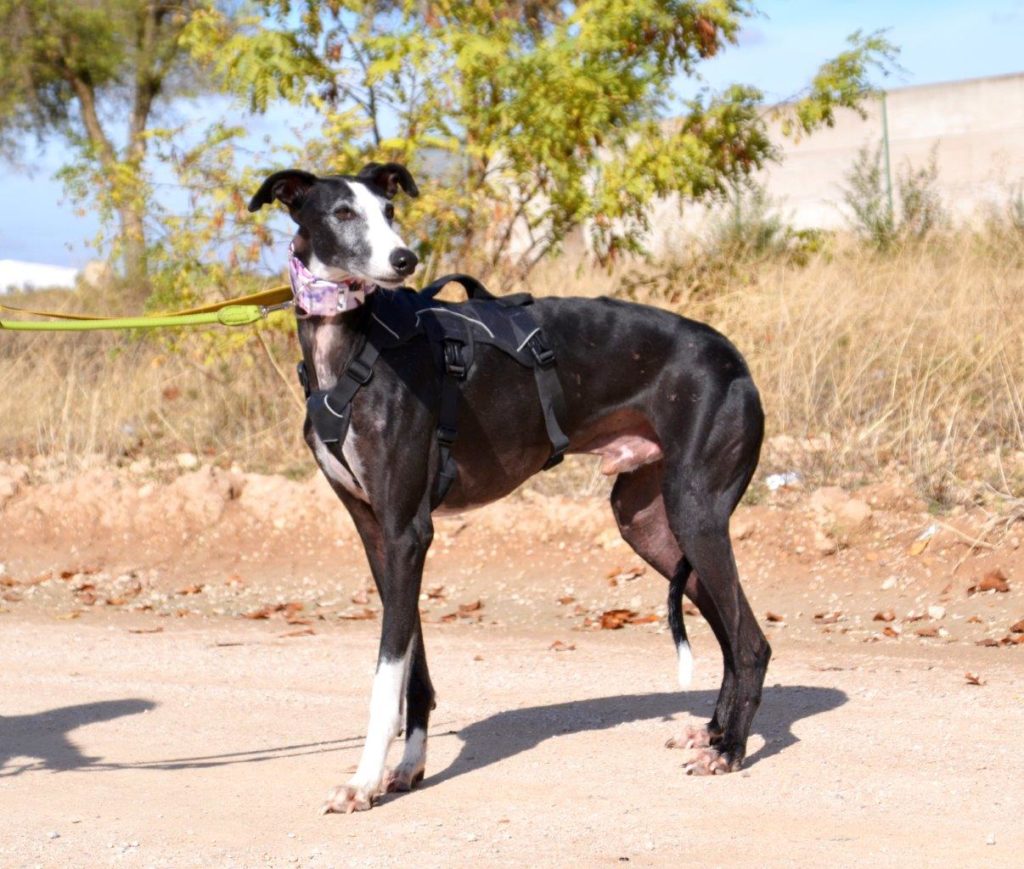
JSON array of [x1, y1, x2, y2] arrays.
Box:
[[288, 249, 375, 316]]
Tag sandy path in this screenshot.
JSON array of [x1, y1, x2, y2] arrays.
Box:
[[1, 613, 1021, 868]]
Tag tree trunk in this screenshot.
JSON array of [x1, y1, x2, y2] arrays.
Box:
[[118, 205, 148, 285]]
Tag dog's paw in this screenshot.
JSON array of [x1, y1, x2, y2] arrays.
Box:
[[384, 762, 425, 794], [666, 725, 715, 750], [320, 784, 376, 814], [683, 747, 742, 776]]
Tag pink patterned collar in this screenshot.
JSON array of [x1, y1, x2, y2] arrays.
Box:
[[288, 247, 376, 316]]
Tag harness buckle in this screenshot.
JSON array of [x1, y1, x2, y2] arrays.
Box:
[[296, 361, 311, 398], [443, 340, 467, 380], [528, 335, 556, 368], [437, 426, 457, 448], [346, 357, 374, 385]]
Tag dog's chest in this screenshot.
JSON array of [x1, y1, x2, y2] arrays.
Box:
[[309, 326, 370, 503]]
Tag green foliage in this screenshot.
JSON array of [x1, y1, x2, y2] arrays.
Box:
[[779, 30, 900, 138], [841, 143, 896, 250], [706, 180, 793, 260], [194, 0, 895, 287], [0, 1, 233, 282], [896, 146, 946, 241], [1, 0, 897, 296], [842, 141, 946, 250]]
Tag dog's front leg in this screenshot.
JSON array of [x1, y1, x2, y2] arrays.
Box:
[[322, 506, 432, 814]]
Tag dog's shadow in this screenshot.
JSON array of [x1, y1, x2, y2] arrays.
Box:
[[0, 686, 845, 782], [0, 699, 156, 777], [423, 684, 846, 789]]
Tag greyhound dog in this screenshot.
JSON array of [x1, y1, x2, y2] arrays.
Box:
[[248, 163, 770, 814]]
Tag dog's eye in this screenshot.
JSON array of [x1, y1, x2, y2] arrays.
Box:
[[384, 203, 395, 221], [334, 206, 356, 220]]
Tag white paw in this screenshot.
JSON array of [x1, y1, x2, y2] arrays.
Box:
[[320, 780, 379, 814], [385, 760, 425, 793]]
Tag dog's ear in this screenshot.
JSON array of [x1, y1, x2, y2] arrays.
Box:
[[356, 162, 420, 199], [248, 170, 319, 216]]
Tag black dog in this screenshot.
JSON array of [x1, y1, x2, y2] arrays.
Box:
[[249, 163, 770, 813]]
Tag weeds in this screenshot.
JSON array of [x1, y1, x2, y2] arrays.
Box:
[[2, 229, 1022, 505]]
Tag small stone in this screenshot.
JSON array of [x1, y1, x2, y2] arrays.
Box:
[[47, 831, 60, 840], [813, 531, 838, 556], [175, 452, 200, 470], [927, 605, 946, 620], [836, 498, 872, 531], [986, 833, 996, 845]]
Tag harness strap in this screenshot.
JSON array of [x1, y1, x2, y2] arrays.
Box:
[[503, 306, 571, 469], [306, 329, 382, 446], [525, 331, 570, 469], [433, 339, 467, 505], [419, 274, 495, 301]]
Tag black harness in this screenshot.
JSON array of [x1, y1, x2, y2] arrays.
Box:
[[297, 274, 570, 505]]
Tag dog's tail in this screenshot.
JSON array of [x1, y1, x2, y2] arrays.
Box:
[[667, 571, 693, 688]]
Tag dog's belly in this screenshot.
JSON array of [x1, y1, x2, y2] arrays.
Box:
[[436, 411, 663, 515], [582, 432, 663, 475]]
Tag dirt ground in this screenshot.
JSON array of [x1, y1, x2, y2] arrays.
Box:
[[1, 460, 1023, 867]]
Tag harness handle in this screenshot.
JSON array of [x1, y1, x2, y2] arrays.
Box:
[[418, 274, 496, 302]]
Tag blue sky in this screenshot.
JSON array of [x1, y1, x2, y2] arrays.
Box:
[[2, 0, 1022, 267]]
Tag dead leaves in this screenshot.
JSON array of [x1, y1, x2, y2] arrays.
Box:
[[964, 672, 986, 686], [606, 565, 646, 587], [243, 602, 305, 621], [350, 587, 373, 605], [279, 627, 315, 638], [914, 625, 939, 638], [128, 626, 164, 634], [764, 611, 785, 623], [176, 583, 205, 596], [598, 609, 635, 629], [548, 640, 575, 652], [337, 607, 376, 621], [1011, 619, 1024, 634], [439, 599, 485, 624], [595, 609, 659, 629], [873, 610, 896, 622], [968, 569, 1010, 595]]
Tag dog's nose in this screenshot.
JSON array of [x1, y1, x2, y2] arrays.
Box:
[[389, 248, 418, 276]]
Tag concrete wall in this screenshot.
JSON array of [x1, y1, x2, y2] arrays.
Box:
[[645, 71, 1024, 253]]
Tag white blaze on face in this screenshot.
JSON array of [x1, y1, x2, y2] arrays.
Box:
[[348, 181, 408, 283]]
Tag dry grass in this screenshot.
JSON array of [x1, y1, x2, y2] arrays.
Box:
[[2, 234, 1022, 505]]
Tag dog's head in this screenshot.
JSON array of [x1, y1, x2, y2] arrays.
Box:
[[249, 163, 420, 288]]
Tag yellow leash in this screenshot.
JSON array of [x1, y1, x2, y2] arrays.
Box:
[[0, 284, 293, 331]]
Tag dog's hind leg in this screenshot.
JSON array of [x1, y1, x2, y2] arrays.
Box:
[[610, 462, 694, 686], [659, 387, 770, 774], [321, 500, 433, 814]]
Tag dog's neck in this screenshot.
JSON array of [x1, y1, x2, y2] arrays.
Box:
[[289, 240, 376, 318], [290, 234, 373, 392]]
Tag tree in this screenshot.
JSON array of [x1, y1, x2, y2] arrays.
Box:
[[193, 1, 895, 286], [0, 1, 222, 282]]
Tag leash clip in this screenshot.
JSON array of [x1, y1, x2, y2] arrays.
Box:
[[260, 300, 294, 318]]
